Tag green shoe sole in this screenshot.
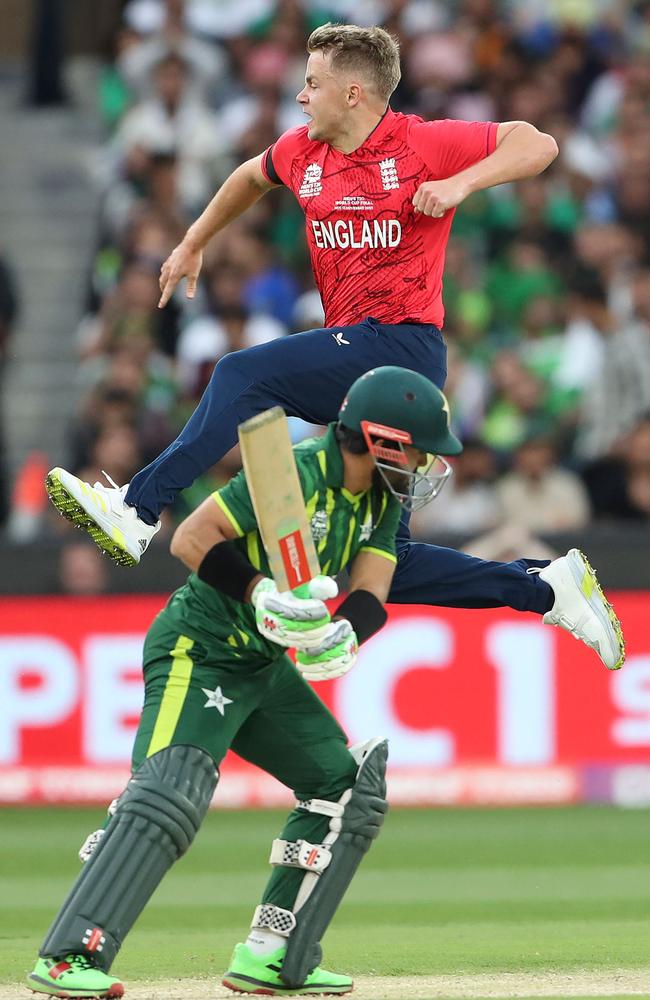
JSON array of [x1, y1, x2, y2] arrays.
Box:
[[27, 971, 124, 998], [45, 471, 136, 568], [578, 549, 626, 670], [222, 972, 352, 996]]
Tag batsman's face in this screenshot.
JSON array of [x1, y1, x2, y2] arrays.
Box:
[[376, 446, 428, 494], [297, 51, 353, 144], [373, 444, 452, 511]]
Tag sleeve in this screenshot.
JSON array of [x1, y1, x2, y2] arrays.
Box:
[[212, 445, 313, 537], [259, 125, 309, 188], [408, 118, 499, 180], [360, 495, 402, 565], [211, 469, 258, 538], [260, 144, 284, 186]]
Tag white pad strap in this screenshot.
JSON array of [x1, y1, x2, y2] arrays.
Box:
[[270, 839, 331, 873], [293, 791, 353, 914], [78, 798, 121, 864], [251, 903, 296, 938], [291, 742, 386, 914], [78, 829, 104, 864], [297, 798, 345, 819]]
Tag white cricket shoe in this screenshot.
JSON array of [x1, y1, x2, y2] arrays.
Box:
[[45, 467, 160, 567], [537, 548, 625, 670]]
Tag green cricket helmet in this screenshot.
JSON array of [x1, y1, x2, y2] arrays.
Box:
[[338, 366, 463, 511]]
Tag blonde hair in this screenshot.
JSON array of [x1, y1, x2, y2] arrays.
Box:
[[307, 23, 401, 103]]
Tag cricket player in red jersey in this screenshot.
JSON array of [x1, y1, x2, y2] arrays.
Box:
[[47, 24, 624, 672]]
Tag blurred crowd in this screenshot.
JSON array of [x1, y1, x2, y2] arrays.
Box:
[[11, 0, 650, 577]]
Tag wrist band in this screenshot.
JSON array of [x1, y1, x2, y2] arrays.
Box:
[[334, 589, 387, 644], [197, 540, 260, 602]]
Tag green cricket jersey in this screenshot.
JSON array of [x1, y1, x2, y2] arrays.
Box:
[[154, 424, 401, 668]]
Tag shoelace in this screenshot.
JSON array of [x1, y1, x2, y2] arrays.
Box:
[[94, 470, 123, 492], [61, 954, 95, 972]]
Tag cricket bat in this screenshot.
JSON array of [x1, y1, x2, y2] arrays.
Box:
[[238, 407, 321, 595]]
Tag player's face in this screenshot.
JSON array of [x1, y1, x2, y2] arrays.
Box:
[[376, 446, 428, 494], [297, 51, 351, 143]]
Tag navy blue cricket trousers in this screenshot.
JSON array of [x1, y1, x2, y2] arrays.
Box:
[[126, 318, 551, 614]]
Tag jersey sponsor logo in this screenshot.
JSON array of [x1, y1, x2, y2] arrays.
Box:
[[331, 331, 350, 346], [312, 218, 402, 251], [299, 163, 323, 198], [310, 510, 329, 541], [379, 157, 399, 190]]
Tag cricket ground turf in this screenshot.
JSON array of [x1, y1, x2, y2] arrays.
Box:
[[2, 806, 650, 999]]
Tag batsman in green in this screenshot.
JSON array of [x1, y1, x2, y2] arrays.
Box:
[[27, 366, 463, 999]]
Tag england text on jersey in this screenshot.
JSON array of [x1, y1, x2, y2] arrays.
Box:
[[311, 219, 402, 250]]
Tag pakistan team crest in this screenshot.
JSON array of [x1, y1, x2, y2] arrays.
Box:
[[359, 517, 373, 542]]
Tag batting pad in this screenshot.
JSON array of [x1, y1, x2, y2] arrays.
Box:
[[280, 737, 388, 987], [39, 745, 218, 971]]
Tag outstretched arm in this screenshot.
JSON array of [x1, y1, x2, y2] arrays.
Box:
[[413, 121, 558, 218], [158, 152, 278, 307]]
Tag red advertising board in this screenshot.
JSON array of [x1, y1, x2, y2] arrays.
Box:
[[1, 594, 650, 806]]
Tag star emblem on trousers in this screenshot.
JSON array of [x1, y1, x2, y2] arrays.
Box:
[[201, 685, 233, 716]]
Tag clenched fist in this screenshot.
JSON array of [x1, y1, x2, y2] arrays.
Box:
[[412, 177, 471, 218]]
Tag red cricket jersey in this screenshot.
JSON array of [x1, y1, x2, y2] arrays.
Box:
[[261, 108, 498, 329]]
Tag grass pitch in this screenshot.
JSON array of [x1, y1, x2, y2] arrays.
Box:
[[3, 805, 650, 998]]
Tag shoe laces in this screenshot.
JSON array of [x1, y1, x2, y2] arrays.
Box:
[[92, 470, 124, 493], [62, 954, 96, 972]]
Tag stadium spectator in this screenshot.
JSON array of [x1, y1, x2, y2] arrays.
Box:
[[578, 269, 650, 460], [117, 0, 228, 105], [583, 415, 650, 522], [57, 539, 110, 595], [107, 51, 228, 214], [495, 437, 592, 533], [410, 439, 500, 537]]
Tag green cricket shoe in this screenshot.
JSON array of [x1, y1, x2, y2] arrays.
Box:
[[222, 943, 352, 995], [27, 954, 124, 998]]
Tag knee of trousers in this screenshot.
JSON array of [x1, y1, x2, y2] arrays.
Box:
[[211, 349, 257, 393], [252, 738, 389, 987], [39, 745, 218, 971]]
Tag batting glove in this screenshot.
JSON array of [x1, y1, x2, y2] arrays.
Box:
[[252, 576, 338, 649], [295, 618, 358, 680]]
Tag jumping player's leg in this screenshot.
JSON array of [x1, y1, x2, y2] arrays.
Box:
[[223, 657, 388, 995], [45, 318, 446, 565], [390, 524, 625, 670], [125, 319, 447, 523], [390, 523, 553, 613]]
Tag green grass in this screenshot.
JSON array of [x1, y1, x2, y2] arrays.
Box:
[[3, 805, 650, 987]]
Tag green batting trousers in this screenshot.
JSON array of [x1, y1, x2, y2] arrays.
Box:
[[131, 612, 359, 912]]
